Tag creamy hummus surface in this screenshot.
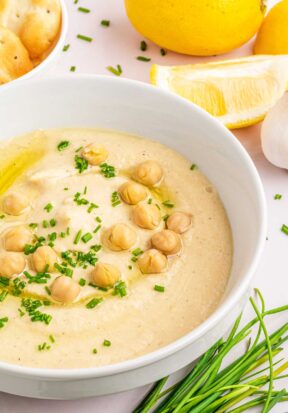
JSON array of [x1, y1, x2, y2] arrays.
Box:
[[0, 129, 232, 368]]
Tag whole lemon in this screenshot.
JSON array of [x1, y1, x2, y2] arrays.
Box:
[[125, 0, 266, 56], [254, 0, 288, 54]]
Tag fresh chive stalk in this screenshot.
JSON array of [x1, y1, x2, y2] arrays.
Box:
[[133, 290, 288, 413]]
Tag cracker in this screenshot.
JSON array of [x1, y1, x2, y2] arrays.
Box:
[[0, 26, 33, 84], [0, 0, 61, 60]]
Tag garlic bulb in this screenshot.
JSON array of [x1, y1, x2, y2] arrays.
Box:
[[261, 93, 288, 169]]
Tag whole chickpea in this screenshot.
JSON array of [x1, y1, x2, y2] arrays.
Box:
[[2, 192, 30, 216], [51, 276, 80, 303], [132, 160, 163, 186], [103, 223, 137, 251], [133, 203, 161, 230], [119, 181, 148, 205], [0, 251, 26, 277], [81, 143, 108, 165], [167, 212, 192, 234], [91, 262, 120, 288], [32, 245, 58, 272], [151, 230, 181, 255], [3, 226, 33, 252], [138, 249, 167, 274]]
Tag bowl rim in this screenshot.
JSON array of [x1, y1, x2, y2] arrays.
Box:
[[0, 75, 267, 379], [2, 0, 68, 86]]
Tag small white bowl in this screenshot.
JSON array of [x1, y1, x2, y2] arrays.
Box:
[[0, 76, 267, 399], [1, 0, 68, 86]]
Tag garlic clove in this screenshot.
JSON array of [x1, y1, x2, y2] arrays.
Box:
[[261, 92, 288, 169]]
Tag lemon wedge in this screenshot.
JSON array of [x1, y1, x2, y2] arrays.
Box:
[[150, 55, 288, 129]]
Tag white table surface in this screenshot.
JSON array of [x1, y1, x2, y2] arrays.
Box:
[[0, 1, 287, 412]]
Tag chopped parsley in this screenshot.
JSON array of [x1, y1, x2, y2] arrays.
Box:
[[106, 65, 122, 76], [162, 200, 175, 208], [154, 284, 165, 293], [101, 19, 110, 27], [86, 297, 103, 309], [111, 191, 121, 207], [74, 155, 88, 173], [99, 162, 116, 178], [57, 140, 70, 151]]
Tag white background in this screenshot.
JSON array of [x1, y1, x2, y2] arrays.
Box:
[[0, 0, 287, 412]]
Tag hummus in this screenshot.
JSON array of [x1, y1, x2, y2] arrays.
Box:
[[0, 128, 232, 368]]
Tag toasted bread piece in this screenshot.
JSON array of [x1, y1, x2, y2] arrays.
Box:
[[0, 0, 61, 60], [0, 26, 33, 84]]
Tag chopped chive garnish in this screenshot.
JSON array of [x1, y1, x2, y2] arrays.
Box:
[[132, 248, 143, 257], [79, 278, 86, 286], [50, 218, 57, 227], [163, 214, 170, 223], [0, 215, 5, 219], [75, 146, 83, 153], [57, 140, 70, 151], [60, 232, 66, 238], [0, 316, 8, 329], [137, 56, 151, 62], [63, 44, 70, 52], [42, 220, 49, 228], [54, 263, 73, 277], [74, 230, 82, 245], [0, 276, 10, 288], [162, 200, 174, 208], [160, 48, 167, 56], [90, 244, 101, 252], [83, 186, 87, 195], [45, 286, 51, 296], [101, 19, 110, 27], [29, 223, 38, 229], [113, 281, 127, 297], [86, 297, 103, 309], [190, 163, 198, 170], [88, 203, 99, 213], [128, 265, 132, 270], [64, 187, 69, 191], [74, 0, 78, 3], [154, 284, 165, 293], [78, 6, 90, 13], [93, 225, 101, 233], [281, 224, 288, 235], [44, 203, 53, 213], [140, 40, 147, 51], [0, 290, 8, 302], [147, 198, 152, 204], [77, 34, 93, 42], [75, 155, 88, 173], [111, 191, 121, 207], [106, 65, 122, 76], [48, 232, 57, 242], [70, 66, 76, 72], [82, 232, 93, 243], [21, 298, 52, 325], [274, 194, 282, 200], [92, 347, 97, 354], [103, 339, 111, 347], [99, 162, 116, 178], [95, 216, 102, 223], [49, 334, 55, 343]]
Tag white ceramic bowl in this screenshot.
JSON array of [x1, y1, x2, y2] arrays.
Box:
[[0, 76, 266, 399], [2, 0, 68, 85]]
